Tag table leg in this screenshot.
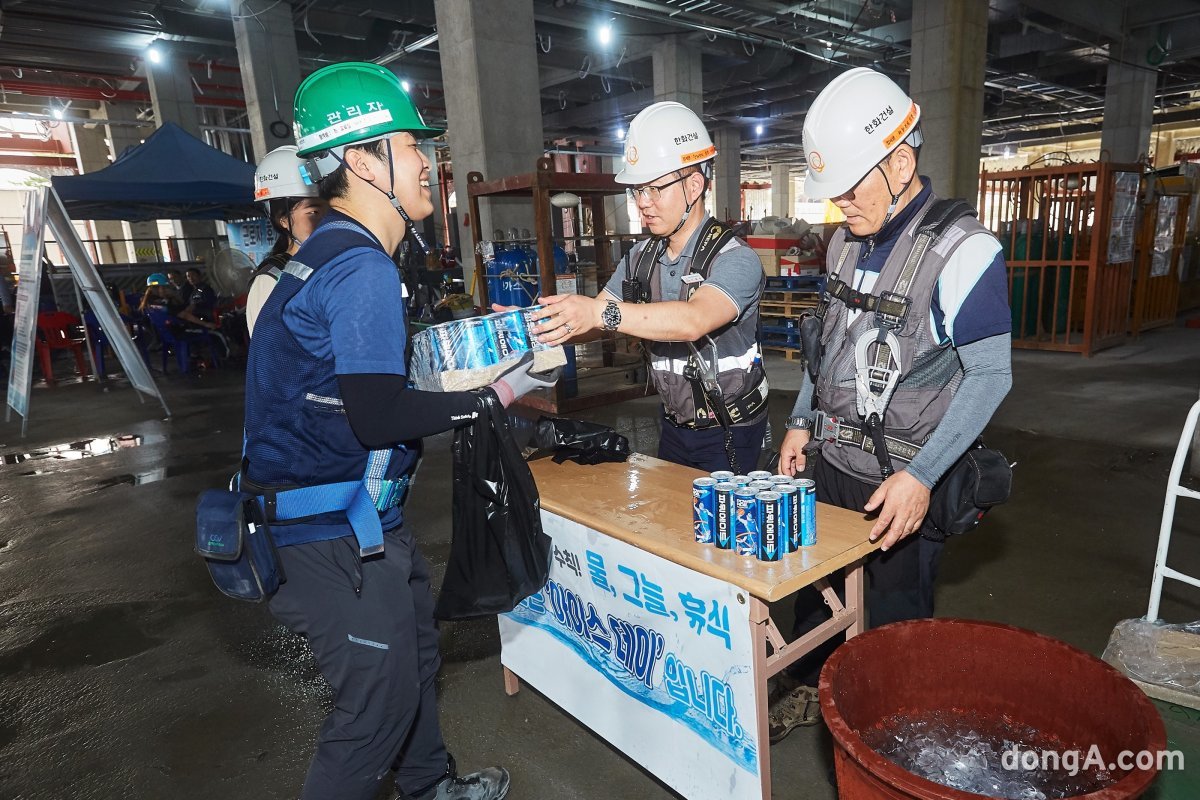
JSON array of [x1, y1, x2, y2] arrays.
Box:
[[750, 598, 772, 800], [845, 557, 865, 638], [503, 666, 520, 696]]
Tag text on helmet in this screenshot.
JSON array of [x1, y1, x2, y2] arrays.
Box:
[[882, 102, 919, 149], [326, 101, 386, 125], [864, 106, 895, 136], [673, 132, 700, 146]]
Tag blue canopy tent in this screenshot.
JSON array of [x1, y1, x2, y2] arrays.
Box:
[[51, 122, 260, 221]]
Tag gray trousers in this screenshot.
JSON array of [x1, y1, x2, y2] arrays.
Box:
[[269, 526, 448, 800]]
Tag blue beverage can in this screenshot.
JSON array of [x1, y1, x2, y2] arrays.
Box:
[[520, 305, 553, 352], [485, 310, 531, 361], [432, 324, 461, 370], [747, 480, 774, 492], [733, 488, 760, 557], [713, 482, 735, 549], [769, 474, 794, 485], [756, 491, 784, 562], [710, 470, 735, 483], [794, 478, 817, 547], [459, 318, 497, 369], [729, 475, 751, 487], [776, 484, 800, 553], [692, 477, 717, 544], [747, 470, 772, 482]]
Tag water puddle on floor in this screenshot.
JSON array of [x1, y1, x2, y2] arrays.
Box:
[[87, 452, 236, 491], [0, 433, 165, 466]]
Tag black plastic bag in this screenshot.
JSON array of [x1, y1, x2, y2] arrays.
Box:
[[435, 389, 551, 620], [536, 417, 630, 465]]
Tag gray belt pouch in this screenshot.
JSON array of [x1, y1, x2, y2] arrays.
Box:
[[195, 489, 284, 602]]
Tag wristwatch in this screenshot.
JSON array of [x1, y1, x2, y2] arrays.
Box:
[[600, 299, 622, 332], [785, 415, 814, 431]]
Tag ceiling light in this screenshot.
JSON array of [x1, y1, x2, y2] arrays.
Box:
[[597, 23, 613, 46], [401, 80, 411, 92], [617, 127, 626, 141], [147, 44, 162, 64], [755, 123, 764, 136]]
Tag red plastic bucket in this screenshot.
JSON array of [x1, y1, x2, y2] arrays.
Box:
[[819, 619, 1166, 800]]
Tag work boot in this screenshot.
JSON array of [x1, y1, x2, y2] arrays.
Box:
[[767, 683, 821, 743], [403, 767, 510, 800]]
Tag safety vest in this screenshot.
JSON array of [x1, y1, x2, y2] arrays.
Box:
[[815, 194, 989, 481], [242, 216, 417, 554], [627, 217, 768, 428]]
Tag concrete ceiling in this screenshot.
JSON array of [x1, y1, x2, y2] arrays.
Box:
[[1, 0, 1199, 173]]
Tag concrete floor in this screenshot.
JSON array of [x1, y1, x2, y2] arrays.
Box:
[[1, 317, 1199, 800]]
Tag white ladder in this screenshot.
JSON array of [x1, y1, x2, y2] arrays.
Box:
[[1146, 398, 1200, 622]]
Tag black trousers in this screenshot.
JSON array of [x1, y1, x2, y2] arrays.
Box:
[[790, 454, 945, 684], [657, 413, 768, 474], [269, 526, 448, 800]]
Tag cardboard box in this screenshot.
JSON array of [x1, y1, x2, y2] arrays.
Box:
[[780, 254, 822, 277], [753, 248, 782, 276], [746, 235, 803, 251]]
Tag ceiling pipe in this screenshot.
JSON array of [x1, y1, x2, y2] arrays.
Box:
[[375, 32, 440, 67]]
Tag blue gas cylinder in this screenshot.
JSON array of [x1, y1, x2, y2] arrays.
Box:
[[487, 245, 538, 308]]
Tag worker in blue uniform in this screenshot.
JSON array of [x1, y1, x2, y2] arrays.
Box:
[[242, 62, 553, 800]]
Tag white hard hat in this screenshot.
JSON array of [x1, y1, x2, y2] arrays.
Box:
[[254, 145, 318, 202], [615, 101, 717, 185], [802, 68, 922, 200]]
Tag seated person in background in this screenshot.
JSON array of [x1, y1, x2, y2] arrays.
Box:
[[167, 269, 193, 306], [138, 273, 184, 314], [177, 267, 219, 330]]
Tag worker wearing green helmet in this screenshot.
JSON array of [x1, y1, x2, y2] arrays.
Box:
[[240, 62, 548, 800], [294, 60, 441, 253]]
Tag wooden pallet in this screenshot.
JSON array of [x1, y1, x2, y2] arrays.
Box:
[[761, 301, 817, 316], [763, 290, 820, 303], [763, 345, 804, 361]]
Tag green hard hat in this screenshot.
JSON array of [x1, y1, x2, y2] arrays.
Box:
[[293, 62, 441, 158]]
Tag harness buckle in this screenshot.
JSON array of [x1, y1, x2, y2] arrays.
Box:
[[874, 291, 911, 330]]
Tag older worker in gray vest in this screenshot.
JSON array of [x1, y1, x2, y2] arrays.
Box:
[[769, 68, 1012, 742]]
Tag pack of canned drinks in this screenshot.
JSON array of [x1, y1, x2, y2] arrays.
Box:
[[410, 305, 567, 392], [692, 470, 817, 560]]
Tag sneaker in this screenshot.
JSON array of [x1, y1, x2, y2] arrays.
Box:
[[767, 684, 821, 743], [407, 767, 511, 800]]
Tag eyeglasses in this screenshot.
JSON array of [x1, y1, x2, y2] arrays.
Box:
[[626, 173, 689, 203]]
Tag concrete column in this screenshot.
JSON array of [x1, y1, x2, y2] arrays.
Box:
[[99, 103, 161, 263], [713, 127, 742, 221], [434, 0, 545, 280], [770, 164, 793, 219], [146, 41, 203, 140], [70, 116, 131, 264], [909, 0, 988, 202], [652, 38, 703, 116], [144, 41, 218, 258], [1101, 33, 1157, 164], [1152, 131, 1177, 169], [232, 0, 302, 161]]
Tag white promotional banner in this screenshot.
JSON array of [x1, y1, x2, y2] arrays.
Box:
[[499, 511, 760, 800], [6, 189, 47, 434]]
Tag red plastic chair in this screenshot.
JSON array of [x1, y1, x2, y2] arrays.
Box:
[[35, 311, 90, 385]]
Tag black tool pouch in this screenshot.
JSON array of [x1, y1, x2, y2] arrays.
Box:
[[195, 489, 284, 602], [799, 311, 823, 383], [926, 443, 1013, 541]]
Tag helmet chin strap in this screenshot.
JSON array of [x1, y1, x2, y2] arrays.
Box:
[[331, 138, 430, 254], [865, 162, 913, 256], [666, 167, 709, 239]]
